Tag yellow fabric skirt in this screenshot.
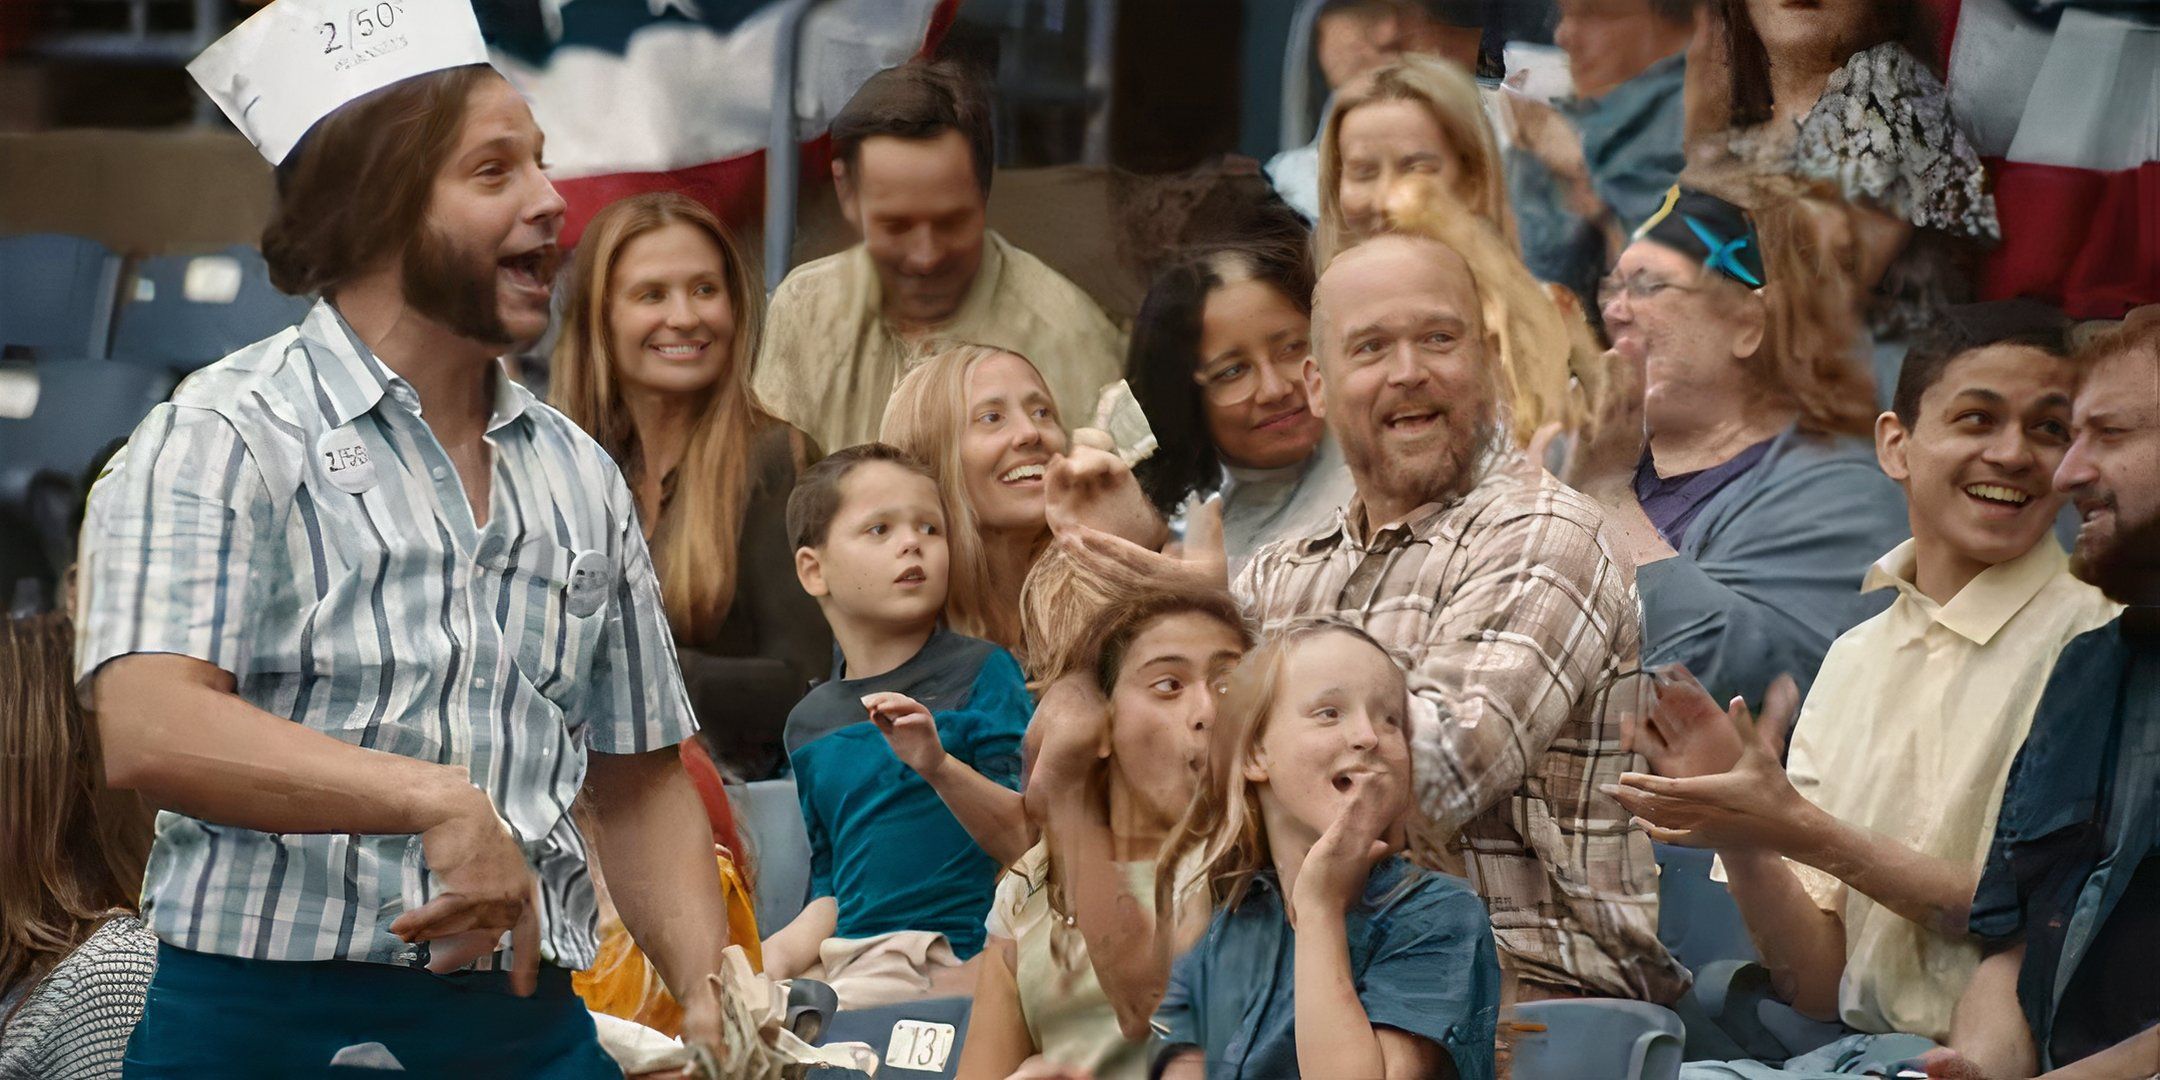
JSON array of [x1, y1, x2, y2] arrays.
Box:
[[573, 853, 762, 1038]]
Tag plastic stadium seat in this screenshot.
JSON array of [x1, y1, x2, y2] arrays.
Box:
[[730, 779, 813, 932], [110, 246, 311, 370], [1508, 999, 1686, 1080], [1656, 842, 1759, 973], [0, 233, 122, 357], [0, 359, 173, 505], [811, 995, 972, 1080]]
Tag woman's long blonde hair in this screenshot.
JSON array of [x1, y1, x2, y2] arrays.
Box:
[[1318, 55, 1518, 266], [880, 342, 1055, 650], [550, 193, 773, 642], [1, 615, 153, 1021], [1152, 619, 1411, 925]]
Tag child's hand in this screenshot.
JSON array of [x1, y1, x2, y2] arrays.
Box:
[[1292, 769, 1398, 919], [1023, 674, 1112, 822], [864, 692, 946, 781]]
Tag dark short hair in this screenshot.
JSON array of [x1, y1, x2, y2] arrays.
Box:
[[262, 65, 497, 297], [1893, 301, 2073, 427], [1127, 234, 1315, 514], [786, 443, 937, 550], [1088, 584, 1254, 699], [830, 60, 995, 196]]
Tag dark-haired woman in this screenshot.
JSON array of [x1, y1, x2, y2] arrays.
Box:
[[1697, 0, 1998, 358], [1127, 243, 1355, 575]]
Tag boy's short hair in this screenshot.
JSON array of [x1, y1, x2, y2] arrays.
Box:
[[786, 443, 937, 551], [1893, 300, 2073, 428]]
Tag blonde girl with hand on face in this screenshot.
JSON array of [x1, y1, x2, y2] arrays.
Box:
[[1149, 620, 1500, 1080]]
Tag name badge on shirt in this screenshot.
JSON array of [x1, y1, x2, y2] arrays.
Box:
[[315, 425, 377, 494], [566, 549, 612, 618]]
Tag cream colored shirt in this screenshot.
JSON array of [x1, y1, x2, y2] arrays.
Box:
[[1782, 537, 2119, 1039], [982, 844, 1183, 1080], [752, 229, 1128, 454]]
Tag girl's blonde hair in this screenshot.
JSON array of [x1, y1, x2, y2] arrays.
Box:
[[1152, 618, 1410, 924], [1, 615, 153, 1019], [880, 342, 1055, 649], [550, 192, 775, 643], [1351, 176, 1602, 445], [1317, 55, 1518, 267]]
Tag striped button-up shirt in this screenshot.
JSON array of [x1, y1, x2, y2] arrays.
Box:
[[1234, 448, 1688, 1003], [76, 301, 696, 972]]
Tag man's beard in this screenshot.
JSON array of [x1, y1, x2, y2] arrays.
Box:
[[1336, 397, 1498, 520], [2071, 503, 2160, 606], [402, 224, 513, 348]]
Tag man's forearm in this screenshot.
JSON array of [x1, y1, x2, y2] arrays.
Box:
[[923, 757, 1034, 869], [1721, 847, 1848, 1019], [585, 749, 732, 996], [2047, 1026, 2160, 1080], [1948, 946, 2038, 1079], [97, 655, 471, 836], [1786, 811, 1979, 939]]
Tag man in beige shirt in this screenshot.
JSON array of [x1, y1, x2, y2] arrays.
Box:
[[753, 60, 1126, 454], [1614, 307, 2120, 1059]]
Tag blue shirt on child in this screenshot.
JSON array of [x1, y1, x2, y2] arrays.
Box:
[[1154, 855, 1500, 1080], [783, 626, 1031, 958]]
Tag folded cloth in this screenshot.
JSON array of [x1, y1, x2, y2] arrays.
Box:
[[593, 945, 880, 1079], [799, 930, 967, 1010]]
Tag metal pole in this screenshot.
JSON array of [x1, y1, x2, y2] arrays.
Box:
[[764, 0, 824, 293], [1278, 0, 1328, 154], [1080, 0, 1117, 165]]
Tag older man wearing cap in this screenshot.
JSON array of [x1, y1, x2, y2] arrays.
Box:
[[74, 1, 730, 1073], [1235, 198, 1689, 1008]]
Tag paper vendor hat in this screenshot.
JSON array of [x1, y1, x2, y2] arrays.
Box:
[[188, 0, 492, 165]]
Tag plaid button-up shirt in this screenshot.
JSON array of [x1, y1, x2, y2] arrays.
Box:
[[1234, 448, 1688, 1002], [76, 301, 697, 972]]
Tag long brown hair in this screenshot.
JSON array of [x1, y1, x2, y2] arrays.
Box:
[[1693, 169, 1878, 437], [1713, 0, 1942, 131], [263, 65, 498, 297], [0, 615, 153, 1014], [880, 342, 1057, 650], [551, 192, 773, 642]]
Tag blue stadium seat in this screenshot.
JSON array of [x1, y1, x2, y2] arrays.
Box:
[[811, 995, 972, 1080], [730, 778, 813, 932], [0, 233, 122, 358], [1656, 842, 1758, 974], [110, 246, 310, 370], [1508, 999, 1686, 1080], [0, 359, 173, 612]]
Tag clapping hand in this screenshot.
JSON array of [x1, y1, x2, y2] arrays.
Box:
[[864, 692, 946, 781], [1622, 665, 1796, 779], [1607, 675, 1811, 853], [1292, 769, 1400, 920]]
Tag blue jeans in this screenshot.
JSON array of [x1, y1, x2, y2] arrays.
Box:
[[122, 944, 618, 1078]]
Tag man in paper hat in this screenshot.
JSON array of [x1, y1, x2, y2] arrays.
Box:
[[74, 0, 731, 1071]]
